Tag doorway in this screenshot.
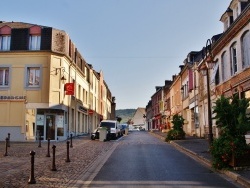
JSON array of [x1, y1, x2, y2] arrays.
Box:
[[45, 115, 56, 140]]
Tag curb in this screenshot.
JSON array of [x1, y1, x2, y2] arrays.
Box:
[[169, 140, 211, 167], [151, 132, 250, 188]]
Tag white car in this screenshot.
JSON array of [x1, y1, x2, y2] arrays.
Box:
[[99, 120, 121, 139]]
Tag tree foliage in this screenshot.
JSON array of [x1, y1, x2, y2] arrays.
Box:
[[210, 95, 250, 169], [166, 114, 186, 141], [116, 109, 136, 123]]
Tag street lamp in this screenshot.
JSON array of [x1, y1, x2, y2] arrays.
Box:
[[199, 39, 216, 147]]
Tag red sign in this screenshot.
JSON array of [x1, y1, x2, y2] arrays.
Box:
[[88, 109, 94, 115], [64, 83, 74, 95]]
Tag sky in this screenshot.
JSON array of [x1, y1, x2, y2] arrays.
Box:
[[2, 0, 232, 110]]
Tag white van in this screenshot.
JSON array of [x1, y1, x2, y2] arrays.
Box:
[[99, 120, 121, 139]]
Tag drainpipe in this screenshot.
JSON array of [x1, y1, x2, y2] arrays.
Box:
[[74, 48, 77, 136]]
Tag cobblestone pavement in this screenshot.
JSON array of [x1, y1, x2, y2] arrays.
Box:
[[1, 132, 250, 188], [151, 131, 250, 188], [0, 136, 115, 188]]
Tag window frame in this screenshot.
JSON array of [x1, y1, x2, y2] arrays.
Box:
[[29, 35, 41, 50], [25, 65, 42, 89], [241, 30, 250, 69], [0, 35, 11, 51], [0, 65, 11, 89], [230, 42, 238, 75], [221, 51, 226, 81]]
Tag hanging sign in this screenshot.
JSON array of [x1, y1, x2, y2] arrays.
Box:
[[88, 109, 94, 115], [64, 83, 74, 95]]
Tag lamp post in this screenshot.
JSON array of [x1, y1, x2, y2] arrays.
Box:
[[200, 39, 216, 147]]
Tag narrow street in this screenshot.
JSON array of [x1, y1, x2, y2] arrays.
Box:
[[81, 131, 242, 188]]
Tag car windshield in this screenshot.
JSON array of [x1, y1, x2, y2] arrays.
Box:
[[100, 122, 115, 128]]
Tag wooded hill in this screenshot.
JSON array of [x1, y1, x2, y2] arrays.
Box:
[[116, 109, 136, 123]]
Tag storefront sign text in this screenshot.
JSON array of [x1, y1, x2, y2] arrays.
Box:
[[0, 96, 26, 101]]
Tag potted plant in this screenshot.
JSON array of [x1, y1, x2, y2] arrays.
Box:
[[166, 114, 186, 141], [210, 94, 250, 169]]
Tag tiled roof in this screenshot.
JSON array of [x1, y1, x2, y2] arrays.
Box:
[[0, 21, 49, 29]]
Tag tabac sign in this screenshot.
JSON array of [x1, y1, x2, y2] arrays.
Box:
[[64, 83, 74, 95]]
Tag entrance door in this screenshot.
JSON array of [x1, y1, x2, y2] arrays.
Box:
[[45, 115, 56, 140]]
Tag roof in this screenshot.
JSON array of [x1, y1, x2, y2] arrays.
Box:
[[0, 21, 51, 29]]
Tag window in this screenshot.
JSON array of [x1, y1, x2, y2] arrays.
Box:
[[221, 51, 230, 82], [241, 31, 250, 69], [0, 67, 9, 87], [27, 67, 40, 87], [29, 35, 41, 50], [0, 26, 11, 51], [223, 18, 229, 31], [29, 26, 41, 50], [0, 35, 11, 51], [230, 43, 238, 75]]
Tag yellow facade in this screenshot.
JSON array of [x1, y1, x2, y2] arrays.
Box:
[[0, 22, 114, 141]]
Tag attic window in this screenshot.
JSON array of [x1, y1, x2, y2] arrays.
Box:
[[0, 25, 11, 51], [29, 26, 41, 50]]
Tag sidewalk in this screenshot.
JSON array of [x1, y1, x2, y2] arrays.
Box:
[[0, 136, 116, 187], [151, 131, 250, 188]]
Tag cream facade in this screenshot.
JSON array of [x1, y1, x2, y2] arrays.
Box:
[[145, 0, 250, 141], [0, 22, 115, 141]]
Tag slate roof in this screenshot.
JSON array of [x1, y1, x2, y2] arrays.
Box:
[[0, 21, 50, 29]]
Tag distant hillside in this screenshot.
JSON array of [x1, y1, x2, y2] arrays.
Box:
[[116, 109, 136, 123]]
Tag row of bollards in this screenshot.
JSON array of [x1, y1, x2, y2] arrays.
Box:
[[36, 133, 73, 149], [46, 138, 51, 157], [4, 137, 9, 156], [3, 133, 10, 157], [28, 140, 72, 184], [2, 132, 74, 184]]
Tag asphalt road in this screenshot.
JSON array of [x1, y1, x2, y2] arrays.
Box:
[[83, 131, 243, 188]]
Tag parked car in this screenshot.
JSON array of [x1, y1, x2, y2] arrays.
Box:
[[118, 124, 128, 135], [99, 120, 121, 139]]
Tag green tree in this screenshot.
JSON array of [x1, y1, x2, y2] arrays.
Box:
[[116, 116, 122, 123], [210, 95, 250, 169], [166, 114, 186, 141]]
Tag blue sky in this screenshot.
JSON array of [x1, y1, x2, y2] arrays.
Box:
[[2, 0, 232, 109]]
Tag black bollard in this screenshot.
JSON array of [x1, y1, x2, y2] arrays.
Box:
[[51, 145, 57, 171], [28, 150, 36, 184], [4, 137, 9, 156], [7, 133, 10, 147], [46, 138, 50, 157], [70, 133, 73, 148], [65, 141, 71, 162], [38, 133, 42, 148]]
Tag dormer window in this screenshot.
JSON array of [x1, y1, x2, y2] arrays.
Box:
[[220, 8, 233, 32], [232, 3, 240, 20], [29, 26, 41, 50], [229, 0, 247, 21], [223, 18, 229, 31], [0, 26, 11, 51]]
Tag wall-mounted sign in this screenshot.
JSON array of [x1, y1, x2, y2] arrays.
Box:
[[56, 115, 64, 128], [36, 115, 44, 125], [0, 96, 26, 101], [64, 83, 74, 95], [88, 109, 94, 115]]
